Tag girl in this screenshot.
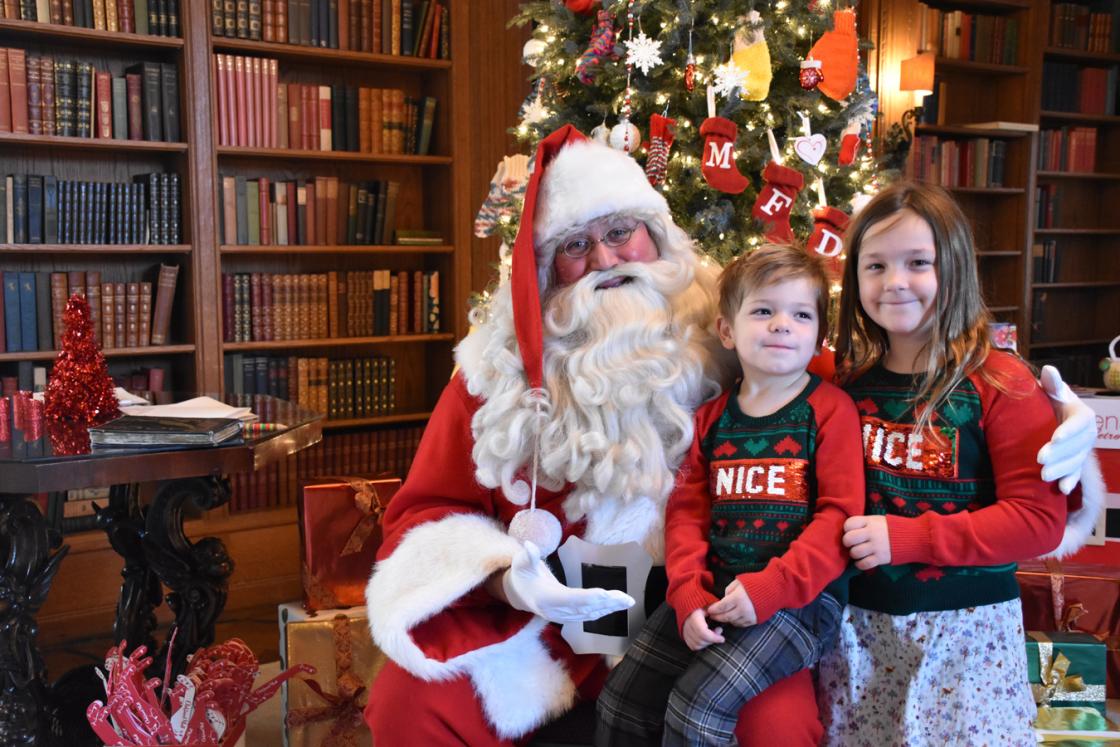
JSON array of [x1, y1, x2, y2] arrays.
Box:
[[818, 181, 1069, 745]]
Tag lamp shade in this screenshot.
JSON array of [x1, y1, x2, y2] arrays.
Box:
[[899, 52, 935, 96]]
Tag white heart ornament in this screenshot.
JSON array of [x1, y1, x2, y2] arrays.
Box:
[[794, 134, 827, 166]]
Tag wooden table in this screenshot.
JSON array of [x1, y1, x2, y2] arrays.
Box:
[[0, 394, 321, 746]]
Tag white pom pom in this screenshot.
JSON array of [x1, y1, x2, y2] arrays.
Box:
[[608, 121, 641, 153], [523, 39, 547, 67], [508, 509, 563, 556], [590, 123, 610, 144]]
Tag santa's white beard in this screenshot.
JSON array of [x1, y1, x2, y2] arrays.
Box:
[[465, 260, 713, 556]]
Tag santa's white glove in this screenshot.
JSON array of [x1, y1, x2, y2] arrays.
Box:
[[502, 541, 635, 624], [1038, 365, 1098, 495]]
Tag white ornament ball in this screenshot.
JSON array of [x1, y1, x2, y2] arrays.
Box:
[[508, 508, 563, 556], [523, 38, 547, 67], [608, 121, 641, 153], [591, 123, 611, 144]]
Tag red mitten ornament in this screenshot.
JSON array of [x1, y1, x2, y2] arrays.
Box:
[[645, 113, 676, 186], [700, 116, 748, 194], [808, 206, 850, 279], [576, 9, 618, 85], [839, 119, 862, 165], [809, 9, 858, 101], [752, 162, 804, 242]]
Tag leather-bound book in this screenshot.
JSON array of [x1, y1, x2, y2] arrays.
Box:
[[125, 281, 139, 348], [304, 178, 315, 244], [220, 273, 234, 342], [34, 271, 51, 351], [245, 56, 257, 148], [262, 0, 273, 41], [274, 0, 286, 42], [211, 0, 225, 35], [112, 281, 124, 347], [276, 78, 287, 148], [85, 271, 101, 346], [261, 271, 273, 341], [94, 70, 112, 138], [233, 55, 247, 146], [26, 175, 42, 244], [138, 280, 151, 345], [74, 62, 92, 138], [325, 176, 338, 245], [285, 180, 297, 245], [49, 272, 66, 348], [317, 84, 331, 150], [110, 75, 126, 139], [258, 175, 270, 245], [235, 0, 248, 38], [124, 62, 161, 141], [118, 0, 133, 31], [148, 263, 178, 345], [104, 0, 116, 29], [125, 71, 141, 140], [99, 281, 113, 349], [0, 50, 11, 133], [159, 62, 179, 142], [8, 48, 28, 134], [26, 55, 41, 135]]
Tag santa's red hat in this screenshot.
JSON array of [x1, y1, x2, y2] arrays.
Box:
[[512, 125, 671, 390]]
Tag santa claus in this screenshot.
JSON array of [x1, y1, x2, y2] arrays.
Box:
[[364, 126, 1100, 745]]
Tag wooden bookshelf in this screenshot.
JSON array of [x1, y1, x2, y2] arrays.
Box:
[[0, 243, 192, 253], [323, 410, 434, 430], [211, 37, 453, 70], [221, 243, 454, 254], [0, 132, 188, 151], [0, 343, 195, 362], [216, 145, 453, 165], [223, 334, 456, 351], [0, 18, 184, 49]]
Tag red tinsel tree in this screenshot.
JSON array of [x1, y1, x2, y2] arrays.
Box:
[[45, 293, 120, 429]]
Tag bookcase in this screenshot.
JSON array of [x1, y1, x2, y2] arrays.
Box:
[[899, 0, 1120, 385], [1029, 10, 1120, 385], [0, 0, 472, 511]]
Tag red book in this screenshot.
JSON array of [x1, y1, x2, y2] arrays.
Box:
[[8, 48, 28, 135], [234, 55, 248, 147], [287, 82, 302, 152], [325, 176, 338, 245], [318, 85, 331, 151], [339, 0, 350, 50], [304, 179, 316, 244], [301, 84, 315, 150], [126, 72, 143, 140], [0, 50, 11, 133], [246, 56, 258, 149], [223, 55, 236, 146], [266, 58, 277, 149], [263, 0, 274, 42], [118, 0, 134, 32], [285, 180, 297, 246], [215, 55, 228, 146], [314, 176, 327, 245], [258, 175, 271, 245], [95, 70, 112, 138]]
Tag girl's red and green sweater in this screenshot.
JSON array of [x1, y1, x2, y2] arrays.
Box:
[[844, 350, 1068, 615]]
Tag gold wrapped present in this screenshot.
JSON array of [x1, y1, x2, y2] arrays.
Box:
[[279, 603, 388, 747]]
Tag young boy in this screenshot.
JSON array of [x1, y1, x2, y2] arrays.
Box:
[[595, 244, 865, 746]]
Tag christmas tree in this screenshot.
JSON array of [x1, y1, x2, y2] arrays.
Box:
[[45, 293, 120, 429], [504, 0, 881, 265]]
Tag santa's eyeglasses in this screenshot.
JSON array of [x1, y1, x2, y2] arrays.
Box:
[[559, 224, 639, 259]]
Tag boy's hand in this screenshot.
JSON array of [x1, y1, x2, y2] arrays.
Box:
[[706, 579, 757, 627], [682, 608, 725, 651], [843, 515, 891, 570]]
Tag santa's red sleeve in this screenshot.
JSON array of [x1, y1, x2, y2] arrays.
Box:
[[365, 374, 581, 737]]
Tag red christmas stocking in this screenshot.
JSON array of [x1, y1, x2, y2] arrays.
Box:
[[699, 116, 748, 194], [809, 9, 858, 101], [751, 161, 804, 241], [645, 113, 676, 186], [576, 10, 618, 85], [808, 205, 850, 279]]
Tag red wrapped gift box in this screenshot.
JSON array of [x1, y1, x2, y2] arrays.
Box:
[[299, 476, 401, 611], [1017, 559, 1120, 697]]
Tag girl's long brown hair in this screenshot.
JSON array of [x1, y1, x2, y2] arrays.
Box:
[[835, 181, 995, 435]]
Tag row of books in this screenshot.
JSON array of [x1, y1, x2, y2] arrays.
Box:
[[226, 425, 423, 514], [0, 172, 181, 245], [917, 6, 1020, 65], [1036, 184, 1062, 228], [1029, 350, 1102, 388], [219, 176, 406, 246], [221, 269, 440, 342], [1050, 3, 1117, 54], [1038, 127, 1098, 172], [906, 136, 1008, 189], [1, 362, 168, 399], [1, 0, 179, 36], [227, 353, 398, 419], [213, 56, 435, 155], [0, 264, 177, 352], [0, 51, 179, 141], [1041, 63, 1119, 115], [1032, 240, 1061, 283], [210, 0, 450, 60]]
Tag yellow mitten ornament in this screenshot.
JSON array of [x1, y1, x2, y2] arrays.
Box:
[[732, 11, 772, 101], [809, 9, 858, 101]]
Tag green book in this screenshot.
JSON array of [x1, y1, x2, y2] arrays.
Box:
[[135, 0, 150, 34], [111, 77, 128, 140], [246, 179, 260, 245]]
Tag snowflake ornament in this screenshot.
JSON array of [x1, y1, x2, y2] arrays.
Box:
[[624, 31, 663, 75], [520, 94, 550, 125], [712, 61, 749, 98]]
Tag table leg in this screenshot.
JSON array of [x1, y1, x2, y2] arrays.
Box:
[[99, 484, 162, 657], [0, 495, 68, 746], [142, 475, 234, 680]]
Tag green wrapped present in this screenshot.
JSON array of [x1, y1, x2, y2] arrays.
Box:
[[1026, 631, 1107, 719]]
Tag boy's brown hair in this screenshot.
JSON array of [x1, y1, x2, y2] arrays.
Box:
[[718, 243, 831, 347]]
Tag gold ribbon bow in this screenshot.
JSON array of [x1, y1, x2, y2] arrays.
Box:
[[1032, 633, 1089, 707], [1044, 559, 1092, 633], [339, 478, 387, 557], [285, 615, 367, 747]]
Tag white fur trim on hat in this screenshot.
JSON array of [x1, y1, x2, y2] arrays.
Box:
[[533, 140, 669, 258]]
